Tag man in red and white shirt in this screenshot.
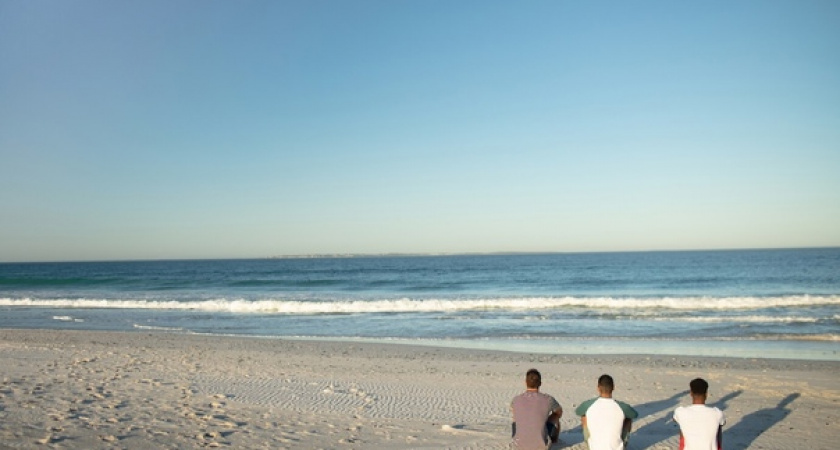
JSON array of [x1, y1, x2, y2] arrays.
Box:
[[674, 378, 726, 450]]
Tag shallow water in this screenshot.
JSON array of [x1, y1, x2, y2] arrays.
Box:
[[1, 248, 838, 360]]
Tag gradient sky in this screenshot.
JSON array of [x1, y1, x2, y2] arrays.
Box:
[[1, 1, 839, 262]]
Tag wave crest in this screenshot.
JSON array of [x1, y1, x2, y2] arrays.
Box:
[[1, 295, 837, 314]]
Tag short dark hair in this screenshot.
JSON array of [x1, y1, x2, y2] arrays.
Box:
[[526, 369, 542, 389], [598, 374, 614, 392], [690, 378, 709, 395]]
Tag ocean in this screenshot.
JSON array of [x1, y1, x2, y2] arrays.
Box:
[[1, 248, 838, 361]]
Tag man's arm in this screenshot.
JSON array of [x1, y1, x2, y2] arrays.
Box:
[[622, 418, 633, 435], [618, 400, 639, 420], [618, 401, 637, 443], [549, 406, 562, 420], [547, 396, 563, 422], [510, 399, 516, 438], [548, 405, 563, 430], [547, 406, 563, 442], [675, 408, 684, 450], [576, 398, 595, 443]]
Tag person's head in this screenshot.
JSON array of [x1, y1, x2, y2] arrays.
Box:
[[525, 368, 542, 389], [597, 374, 614, 395], [689, 378, 709, 402]]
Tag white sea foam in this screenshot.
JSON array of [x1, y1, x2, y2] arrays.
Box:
[[132, 324, 185, 331], [650, 315, 822, 323], [2, 295, 838, 314], [52, 315, 84, 322]]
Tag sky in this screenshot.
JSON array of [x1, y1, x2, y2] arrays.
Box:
[[1, 1, 839, 262]]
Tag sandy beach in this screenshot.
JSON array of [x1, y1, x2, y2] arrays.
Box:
[[0, 329, 837, 449]]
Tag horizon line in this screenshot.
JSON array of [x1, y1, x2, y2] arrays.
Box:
[[2, 245, 838, 264]]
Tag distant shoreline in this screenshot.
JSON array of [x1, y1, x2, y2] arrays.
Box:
[[267, 246, 839, 260], [2, 245, 839, 264]]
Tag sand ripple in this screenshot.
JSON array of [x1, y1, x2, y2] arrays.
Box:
[[1, 330, 838, 449], [196, 375, 505, 423]]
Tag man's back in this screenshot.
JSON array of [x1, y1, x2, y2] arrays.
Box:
[[511, 391, 558, 449], [674, 404, 725, 450], [578, 397, 635, 450]]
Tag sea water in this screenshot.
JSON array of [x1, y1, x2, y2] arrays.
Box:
[[1, 248, 838, 360]]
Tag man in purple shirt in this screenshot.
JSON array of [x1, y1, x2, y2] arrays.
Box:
[[511, 368, 563, 449]]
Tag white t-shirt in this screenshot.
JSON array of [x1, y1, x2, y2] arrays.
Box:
[[584, 398, 632, 450], [674, 404, 726, 450]]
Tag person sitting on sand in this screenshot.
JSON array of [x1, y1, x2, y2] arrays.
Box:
[[674, 378, 725, 450], [511, 368, 563, 449], [575, 374, 638, 450]]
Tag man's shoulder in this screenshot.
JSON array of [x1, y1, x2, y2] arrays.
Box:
[[616, 399, 639, 419], [575, 397, 600, 416], [544, 392, 561, 409], [703, 405, 725, 418]]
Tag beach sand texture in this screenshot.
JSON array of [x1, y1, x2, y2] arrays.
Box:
[[1, 330, 837, 449]]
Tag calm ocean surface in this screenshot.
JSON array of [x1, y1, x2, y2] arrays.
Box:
[[1, 248, 838, 360]]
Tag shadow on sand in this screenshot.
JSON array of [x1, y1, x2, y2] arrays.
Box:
[[722, 393, 799, 449], [626, 390, 743, 449], [551, 390, 797, 449], [622, 390, 693, 449]]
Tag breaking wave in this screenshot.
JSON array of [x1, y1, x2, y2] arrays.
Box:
[[1, 295, 838, 314]]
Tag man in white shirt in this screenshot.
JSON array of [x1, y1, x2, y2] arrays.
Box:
[[674, 378, 725, 450], [575, 374, 638, 450]]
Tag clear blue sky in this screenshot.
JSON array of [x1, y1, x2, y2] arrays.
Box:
[[1, 1, 839, 262]]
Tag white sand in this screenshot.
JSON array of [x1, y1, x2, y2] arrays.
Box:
[[0, 330, 837, 449]]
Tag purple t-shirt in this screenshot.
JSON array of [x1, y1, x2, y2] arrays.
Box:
[[511, 391, 561, 449]]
